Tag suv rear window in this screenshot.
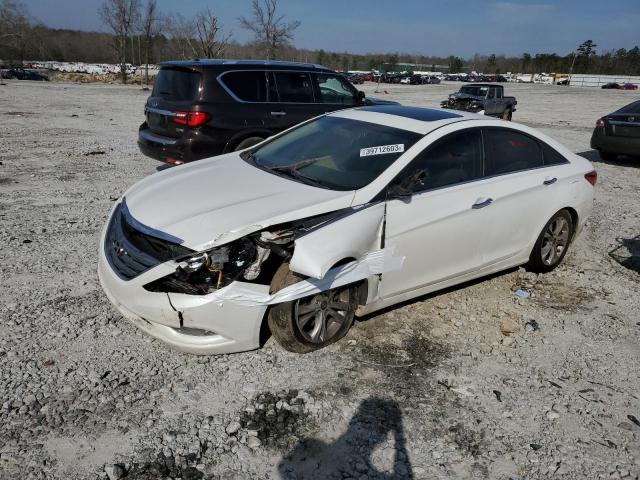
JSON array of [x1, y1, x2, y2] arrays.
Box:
[[220, 71, 268, 102], [153, 68, 201, 101]]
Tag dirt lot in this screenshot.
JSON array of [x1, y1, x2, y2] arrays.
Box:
[[0, 80, 639, 480]]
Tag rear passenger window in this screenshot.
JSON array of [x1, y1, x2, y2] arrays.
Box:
[[404, 129, 483, 193], [541, 143, 568, 166], [221, 71, 267, 102], [484, 129, 543, 175], [274, 72, 314, 103]]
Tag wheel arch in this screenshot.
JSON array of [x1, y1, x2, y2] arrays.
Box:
[[223, 129, 273, 153]]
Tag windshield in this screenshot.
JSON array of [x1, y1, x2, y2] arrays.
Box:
[[243, 116, 422, 191], [460, 86, 489, 97]]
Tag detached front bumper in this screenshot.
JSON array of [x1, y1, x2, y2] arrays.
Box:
[[98, 236, 268, 355]]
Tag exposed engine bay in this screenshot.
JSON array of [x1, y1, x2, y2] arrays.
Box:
[[144, 209, 351, 295], [441, 92, 485, 113]]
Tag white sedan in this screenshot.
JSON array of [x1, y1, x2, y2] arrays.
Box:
[[98, 106, 596, 354]]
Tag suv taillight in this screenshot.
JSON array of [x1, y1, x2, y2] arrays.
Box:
[[595, 118, 605, 128], [584, 170, 597, 186], [174, 111, 209, 127]]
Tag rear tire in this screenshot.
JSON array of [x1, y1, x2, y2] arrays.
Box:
[[234, 136, 264, 151], [267, 263, 358, 354], [501, 108, 513, 121], [599, 151, 617, 161], [528, 209, 574, 273]]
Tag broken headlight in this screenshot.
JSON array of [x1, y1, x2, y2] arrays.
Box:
[[144, 238, 258, 295]]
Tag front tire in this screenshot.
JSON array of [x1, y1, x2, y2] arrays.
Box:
[[528, 210, 574, 273], [267, 263, 358, 353]]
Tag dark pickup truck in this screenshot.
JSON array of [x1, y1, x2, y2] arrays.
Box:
[[441, 84, 517, 120]]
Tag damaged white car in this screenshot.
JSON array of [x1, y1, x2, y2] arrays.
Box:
[[98, 105, 596, 354]]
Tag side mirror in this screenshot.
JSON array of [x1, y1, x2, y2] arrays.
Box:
[[357, 90, 366, 105], [387, 170, 426, 199]]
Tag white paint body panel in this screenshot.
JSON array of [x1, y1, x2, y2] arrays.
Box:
[[289, 203, 385, 279], [98, 110, 595, 354]]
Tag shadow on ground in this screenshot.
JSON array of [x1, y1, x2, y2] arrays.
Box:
[[278, 397, 413, 479], [577, 150, 640, 168], [609, 235, 640, 273]]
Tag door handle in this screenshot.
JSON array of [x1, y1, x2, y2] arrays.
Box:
[[472, 198, 493, 209], [270, 111, 287, 116], [543, 177, 558, 185]]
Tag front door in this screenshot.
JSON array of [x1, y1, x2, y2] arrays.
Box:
[[379, 128, 491, 299]]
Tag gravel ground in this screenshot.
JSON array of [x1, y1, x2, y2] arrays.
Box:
[[0, 80, 639, 480]]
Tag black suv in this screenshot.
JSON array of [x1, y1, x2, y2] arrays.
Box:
[[138, 59, 397, 164]]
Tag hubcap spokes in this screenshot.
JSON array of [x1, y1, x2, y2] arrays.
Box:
[[295, 289, 350, 343], [541, 217, 570, 265]]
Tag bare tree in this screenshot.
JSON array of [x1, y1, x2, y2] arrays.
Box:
[[163, 13, 198, 60], [239, 0, 300, 60], [98, 0, 140, 83], [140, 0, 158, 84], [0, 0, 32, 64], [194, 9, 230, 58]]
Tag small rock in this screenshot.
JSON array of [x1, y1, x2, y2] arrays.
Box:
[[226, 420, 241, 435], [247, 436, 261, 449], [104, 464, 125, 480], [500, 319, 521, 336]]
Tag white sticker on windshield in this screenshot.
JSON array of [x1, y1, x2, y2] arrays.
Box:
[[360, 144, 404, 157]]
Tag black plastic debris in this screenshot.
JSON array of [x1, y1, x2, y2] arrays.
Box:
[[530, 443, 542, 451], [84, 150, 106, 156], [628, 415, 640, 428], [493, 390, 502, 402], [22, 239, 32, 244]]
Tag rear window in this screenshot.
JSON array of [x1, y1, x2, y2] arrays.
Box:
[[220, 71, 268, 102], [152, 68, 201, 101], [617, 101, 640, 114], [484, 128, 543, 175]]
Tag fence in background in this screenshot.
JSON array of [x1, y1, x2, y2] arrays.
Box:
[[570, 74, 640, 87]]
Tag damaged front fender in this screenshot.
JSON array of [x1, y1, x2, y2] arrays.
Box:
[[289, 203, 386, 279]]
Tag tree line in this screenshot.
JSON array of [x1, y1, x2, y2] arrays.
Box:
[[1, 0, 639, 82]]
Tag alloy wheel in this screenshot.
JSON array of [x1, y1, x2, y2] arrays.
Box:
[[541, 216, 570, 265], [294, 288, 351, 343]]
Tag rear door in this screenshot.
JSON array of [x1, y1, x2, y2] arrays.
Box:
[[477, 127, 568, 267], [216, 70, 272, 130], [268, 71, 325, 131], [483, 87, 499, 115], [145, 66, 202, 138]]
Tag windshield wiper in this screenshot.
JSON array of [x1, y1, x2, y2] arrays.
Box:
[[266, 158, 321, 174], [263, 158, 330, 188]]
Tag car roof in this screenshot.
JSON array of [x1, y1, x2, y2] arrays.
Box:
[[330, 105, 497, 134], [159, 59, 333, 72]]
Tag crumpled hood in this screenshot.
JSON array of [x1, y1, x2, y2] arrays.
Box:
[[123, 153, 355, 251], [448, 92, 483, 102]]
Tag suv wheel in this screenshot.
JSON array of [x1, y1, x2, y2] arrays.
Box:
[[267, 263, 358, 353], [528, 209, 573, 273], [234, 137, 264, 151]]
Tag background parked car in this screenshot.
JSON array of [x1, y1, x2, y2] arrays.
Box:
[[591, 100, 640, 160], [0, 68, 49, 81], [138, 60, 397, 164]]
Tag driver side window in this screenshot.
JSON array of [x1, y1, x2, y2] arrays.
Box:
[[396, 129, 483, 194], [314, 73, 357, 105]]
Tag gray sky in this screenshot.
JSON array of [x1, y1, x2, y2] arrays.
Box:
[[22, 0, 640, 57]]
